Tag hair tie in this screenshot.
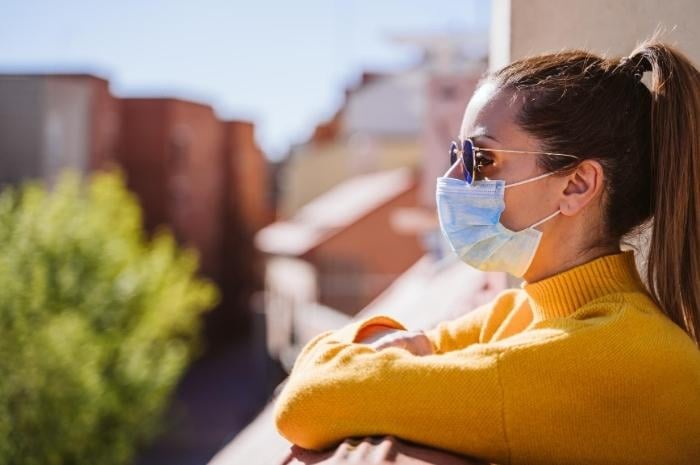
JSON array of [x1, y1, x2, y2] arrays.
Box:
[[618, 55, 649, 81]]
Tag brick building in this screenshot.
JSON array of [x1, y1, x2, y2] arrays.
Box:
[[0, 74, 120, 186], [0, 73, 272, 343]]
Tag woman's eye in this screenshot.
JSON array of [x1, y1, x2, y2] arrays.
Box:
[[475, 155, 494, 171]]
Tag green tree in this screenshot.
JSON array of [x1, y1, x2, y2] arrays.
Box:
[[0, 172, 218, 465]]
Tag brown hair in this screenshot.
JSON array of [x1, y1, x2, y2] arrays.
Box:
[[488, 37, 700, 347]]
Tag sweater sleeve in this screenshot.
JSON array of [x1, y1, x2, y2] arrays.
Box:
[[423, 289, 523, 353], [273, 317, 508, 461], [422, 303, 492, 353]]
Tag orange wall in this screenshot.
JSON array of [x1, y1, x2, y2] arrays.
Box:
[[119, 99, 170, 230], [169, 100, 226, 280], [86, 77, 121, 172], [223, 121, 271, 232], [119, 98, 226, 280]]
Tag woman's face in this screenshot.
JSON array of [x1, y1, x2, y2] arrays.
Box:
[[444, 80, 564, 233], [443, 80, 611, 282]]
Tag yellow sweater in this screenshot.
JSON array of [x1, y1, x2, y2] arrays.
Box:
[[273, 251, 700, 464]]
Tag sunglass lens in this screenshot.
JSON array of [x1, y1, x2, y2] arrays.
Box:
[[449, 141, 458, 166], [463, 139, 474, 184]]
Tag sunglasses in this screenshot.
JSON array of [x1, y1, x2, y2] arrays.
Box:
[[449, 138, 581, 185]]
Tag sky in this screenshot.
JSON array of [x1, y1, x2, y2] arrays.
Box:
[[1, 0, 489, 160]]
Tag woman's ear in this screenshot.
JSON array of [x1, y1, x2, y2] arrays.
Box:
[[558, 159, 605, 216]]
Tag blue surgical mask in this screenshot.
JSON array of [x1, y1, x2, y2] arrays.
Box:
[[435, 173, 560, 277]]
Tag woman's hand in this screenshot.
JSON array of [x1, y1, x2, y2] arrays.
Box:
[[367, 329, 436, 356]]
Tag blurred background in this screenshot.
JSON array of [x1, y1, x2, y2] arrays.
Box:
[[1, 1, 699, 465]]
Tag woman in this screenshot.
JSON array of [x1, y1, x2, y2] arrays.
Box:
[[273, 38, 700, 465]]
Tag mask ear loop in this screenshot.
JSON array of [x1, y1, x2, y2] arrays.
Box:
[[501, 170, 561, 231], [529, 210, 561, 230]]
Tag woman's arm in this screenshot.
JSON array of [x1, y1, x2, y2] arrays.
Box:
[[423, 289, 522, 352], [421, 304, 491, 352], [273, 327, 507, 462], [273, 291, 525, 459]]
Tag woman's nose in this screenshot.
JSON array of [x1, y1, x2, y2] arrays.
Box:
[[443, 159, 465, 180]]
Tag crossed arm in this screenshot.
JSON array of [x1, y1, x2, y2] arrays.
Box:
[[273, 306, 509, 461], [354, 301, 494, 355]]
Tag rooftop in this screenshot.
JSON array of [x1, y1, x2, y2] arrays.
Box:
[[256, 167, 415, 256]]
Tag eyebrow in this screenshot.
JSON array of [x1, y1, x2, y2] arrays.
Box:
[[469, 133, 500, 143]]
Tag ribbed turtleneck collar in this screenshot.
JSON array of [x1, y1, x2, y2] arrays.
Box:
[[522, 251, 648, 321]]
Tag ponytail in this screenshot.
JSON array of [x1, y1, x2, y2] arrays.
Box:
[[630, 40, 700, 347]]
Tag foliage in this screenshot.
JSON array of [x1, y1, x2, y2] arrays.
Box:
[[0, 172, 218, 465]]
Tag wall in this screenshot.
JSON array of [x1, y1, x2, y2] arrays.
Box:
[[119, 98, 226, 280], [0, 76, 43, 186], [168, 100, 226, 280], [224, 120, 271, 232], [0, 75, 115, 187], [43, 77, 90, 183], [119, 99, 170, 231], [491, 0, 700, 71]]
